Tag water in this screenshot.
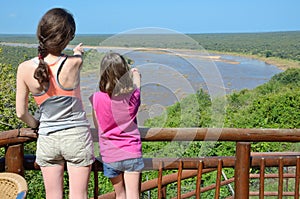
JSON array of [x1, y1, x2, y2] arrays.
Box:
[[217, 55, 282, 91], [80, 48, 282, 126]]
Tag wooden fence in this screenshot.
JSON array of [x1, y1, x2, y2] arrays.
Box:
[[0, 127, 300, 198]]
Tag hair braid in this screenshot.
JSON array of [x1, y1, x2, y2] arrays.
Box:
[[33, 41, 49, 85]]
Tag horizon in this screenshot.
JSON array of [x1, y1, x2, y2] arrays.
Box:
[[0, 30, 299, 36]]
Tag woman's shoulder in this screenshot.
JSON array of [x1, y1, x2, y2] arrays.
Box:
[[18, 58, 37, 69]]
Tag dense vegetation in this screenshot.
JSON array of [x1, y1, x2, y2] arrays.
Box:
[[191, 31, 300, 61], [1, 31, 300, 62], [0, 32, 299, 198], [0, 45, 36, 68]]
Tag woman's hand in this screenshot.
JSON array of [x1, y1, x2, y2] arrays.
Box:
[[73, 43, 84, 56]]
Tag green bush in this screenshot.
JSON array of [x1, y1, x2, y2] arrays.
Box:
[[0, 63, 37, 131], [144, 89, 212, 128]]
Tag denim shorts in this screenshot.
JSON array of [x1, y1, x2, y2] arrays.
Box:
[[36, 126, 95, 167], [103, 157, 144, 178]]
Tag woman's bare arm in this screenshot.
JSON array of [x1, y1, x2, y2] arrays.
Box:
[[16, 63, 39, 128]]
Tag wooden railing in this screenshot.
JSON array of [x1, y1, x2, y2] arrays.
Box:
[[0, 127, 300, 199]]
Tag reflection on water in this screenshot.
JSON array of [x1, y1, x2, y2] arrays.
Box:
[[81, 48, 282, 126]]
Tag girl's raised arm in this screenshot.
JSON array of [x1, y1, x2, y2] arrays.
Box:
[[131, 68, 141, 89]]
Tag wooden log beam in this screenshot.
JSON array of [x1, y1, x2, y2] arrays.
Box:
[[0, 128, 37, 147], [1, 128, 299, 145], [90, 127, 300, 142], [138, 128, 300, 142]]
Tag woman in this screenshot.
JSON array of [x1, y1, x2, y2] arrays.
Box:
[[16, 8, 94, 199]]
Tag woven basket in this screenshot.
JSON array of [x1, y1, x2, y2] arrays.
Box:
[[0, 172, 27, 199]]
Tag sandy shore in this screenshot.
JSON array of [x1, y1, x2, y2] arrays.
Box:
[[71, 44, 241, 65]]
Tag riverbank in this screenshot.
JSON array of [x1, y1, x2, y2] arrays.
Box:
[[77, 44, 299, 71], [208, 50, 300, 70]]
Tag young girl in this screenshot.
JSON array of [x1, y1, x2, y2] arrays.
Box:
[[90, 52, 144, 199], [16, 8, 94, 199]]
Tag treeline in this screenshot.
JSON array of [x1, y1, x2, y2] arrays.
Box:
[[1, 31, 300, 61], [190, 31, 300, 61]]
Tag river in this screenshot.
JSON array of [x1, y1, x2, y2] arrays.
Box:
[[80, 47, 282, 126]]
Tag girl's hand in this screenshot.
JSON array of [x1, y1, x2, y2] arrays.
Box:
[[131, 68, 141, 88], [131, 67, 139, 74], [73, 43, 84, 56]]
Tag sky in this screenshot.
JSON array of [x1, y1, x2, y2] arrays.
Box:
[[0, 0, 299, 35]]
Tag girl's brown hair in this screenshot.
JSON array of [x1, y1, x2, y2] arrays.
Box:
[[99, 52, 134, 97], [34, 8, 76, 86]]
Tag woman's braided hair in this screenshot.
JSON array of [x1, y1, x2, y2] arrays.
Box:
[[34, 8, 76, 86]]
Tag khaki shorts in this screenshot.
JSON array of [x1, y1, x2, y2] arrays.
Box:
[[36, 126, 95, 167]]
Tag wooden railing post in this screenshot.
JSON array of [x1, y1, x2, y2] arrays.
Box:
[[5, 144, 25, 176], [92, 162, 99, 199], [234, 142, 251, 199]]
